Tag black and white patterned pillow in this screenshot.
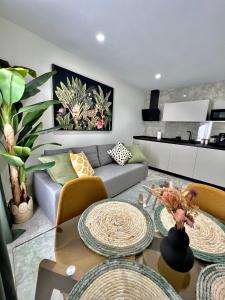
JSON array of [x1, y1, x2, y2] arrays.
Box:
[[107, 142, 133, 166]]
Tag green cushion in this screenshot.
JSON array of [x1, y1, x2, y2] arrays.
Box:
[[39, 152, 77, 185], [126, 145, 146, 164]]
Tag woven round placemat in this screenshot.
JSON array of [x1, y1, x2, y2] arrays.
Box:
[[154, 204, 225, 263], [68, 259, 182, 300], [196, 263, 225, 300], [78, 199, 154, 257]]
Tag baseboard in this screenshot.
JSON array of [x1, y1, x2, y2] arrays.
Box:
[[148, 166, 225, 191]]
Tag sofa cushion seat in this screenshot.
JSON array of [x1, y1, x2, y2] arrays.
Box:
[[94, 163, 147, 197]]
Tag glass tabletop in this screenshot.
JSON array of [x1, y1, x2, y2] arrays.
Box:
[[13, 208, 206, 300]]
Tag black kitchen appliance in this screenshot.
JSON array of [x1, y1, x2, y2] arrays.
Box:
[[210, 109, 225, 121], [218, 133, 225, 143], [142, 89, 160, 121]]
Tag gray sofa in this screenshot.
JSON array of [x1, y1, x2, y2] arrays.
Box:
[[33, 143, 148, 223]]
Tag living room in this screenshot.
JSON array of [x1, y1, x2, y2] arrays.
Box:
[[0, 1, 225, 300]]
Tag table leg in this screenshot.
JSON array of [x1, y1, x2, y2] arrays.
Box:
[[35, 259, 77, 300]]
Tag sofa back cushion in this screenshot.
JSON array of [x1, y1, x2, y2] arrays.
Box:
[[71, 145, 100, 168], [97, 143, 116, 166], [44, 145, 100, 168], [44, 147, 72, 156]]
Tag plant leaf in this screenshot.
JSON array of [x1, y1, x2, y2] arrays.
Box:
[[0, 149, 24, 166], [22, 71, 57, 100], [22, 110, 45, 127], [13, 146, 31, 158], [18, 100, 59, 114], [19, 167, 26, 183], [32, 142, 62, 151], [23, 134, 38, 148], [13, 66, 36, 78], [0, 69, 25, 105], [6, 67, 29, 78], [0, 91, 2, 106], [12, 101, 23, 133], [33, 126, 60, 135], [25, 161, 55, 173]]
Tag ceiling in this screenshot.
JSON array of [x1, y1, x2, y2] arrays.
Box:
[[1, 0, 225, 90]]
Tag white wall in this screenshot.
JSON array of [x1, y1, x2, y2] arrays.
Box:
[[0, 17, 145, 146], [0, 17, 145, 199]]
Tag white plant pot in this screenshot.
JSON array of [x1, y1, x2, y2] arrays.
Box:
[[9, 197, 33, 224]]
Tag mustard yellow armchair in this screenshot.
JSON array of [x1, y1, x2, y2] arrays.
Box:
[[187, 183, 225, 223], [56, 176, 108, 225]]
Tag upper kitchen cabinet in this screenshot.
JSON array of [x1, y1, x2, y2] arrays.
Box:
[[162, 100, 209, 122]]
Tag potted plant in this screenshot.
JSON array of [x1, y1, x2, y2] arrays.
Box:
[[0, 66, 61, 223], [150, 182, 198, 272]]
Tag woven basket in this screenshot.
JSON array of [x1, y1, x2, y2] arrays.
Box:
[[68, 259, 182, 300], [154, 204, 225, 263], [196, 263, 225, 300], [9, 196, 33, 224], [78, 199, 154, 257]]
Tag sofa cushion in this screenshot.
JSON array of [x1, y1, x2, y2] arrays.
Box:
[[97, 143, 116, 166], [70, 152, 95, 177], [107, 142, 132, 166], [44, 147, 72, 156], [94, 163, 147, 197], [126, 145, 147, 163], [39, 152, 77, 185], [71, 145, 100, 168]]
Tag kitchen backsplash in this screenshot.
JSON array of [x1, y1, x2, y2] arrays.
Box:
[[144, 79, 225, 139], [144, 121, 200, 139]]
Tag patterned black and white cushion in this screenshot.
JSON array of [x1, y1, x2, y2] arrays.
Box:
[[107, 142, 133, 166]]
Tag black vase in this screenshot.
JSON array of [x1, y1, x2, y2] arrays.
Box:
[[160, 226, 194, 272]]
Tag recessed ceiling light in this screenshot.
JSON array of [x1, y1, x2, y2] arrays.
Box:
[[183, 94, 187, 97], [96, 33, 105, 43], [155, 73, 161, 79]]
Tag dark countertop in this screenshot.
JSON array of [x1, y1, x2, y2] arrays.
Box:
[[133, 136, 225, 151]]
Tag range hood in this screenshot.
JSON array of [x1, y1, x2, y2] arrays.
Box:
[[142, 89, 160, 121]]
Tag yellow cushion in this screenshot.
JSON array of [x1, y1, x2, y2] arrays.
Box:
[[70, 152, 94, 177]]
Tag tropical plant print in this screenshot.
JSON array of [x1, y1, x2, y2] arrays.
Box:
[[52, 65, 113, 131]]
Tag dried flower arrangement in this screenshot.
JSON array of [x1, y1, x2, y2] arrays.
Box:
[[150, 182, 198, 230]]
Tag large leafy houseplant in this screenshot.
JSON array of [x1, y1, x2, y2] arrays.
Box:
[[0, 67, 60, 209]]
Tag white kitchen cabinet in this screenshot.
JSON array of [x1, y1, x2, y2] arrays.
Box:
[[193, 148, 225, 187], [162, 100, 209, 122], [134, 138, 225, 188], [168, 144, 197, 177], [133, 139, 171, 170]]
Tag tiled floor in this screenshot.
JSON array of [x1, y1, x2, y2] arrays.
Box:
[[9, 169, 191, 300]]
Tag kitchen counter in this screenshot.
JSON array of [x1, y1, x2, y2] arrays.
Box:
[[133, 136, 225, 151]]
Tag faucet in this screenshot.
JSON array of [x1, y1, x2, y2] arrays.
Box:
[[187, 130, 192, 141]]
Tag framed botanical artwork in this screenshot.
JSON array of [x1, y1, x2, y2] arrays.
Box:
[[52, 64, 113, 131]]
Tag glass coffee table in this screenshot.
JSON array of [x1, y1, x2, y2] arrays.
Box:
[[12, 202, 206, 300]]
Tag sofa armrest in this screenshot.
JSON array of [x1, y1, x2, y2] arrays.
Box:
[[33, 171, 62, 224]]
